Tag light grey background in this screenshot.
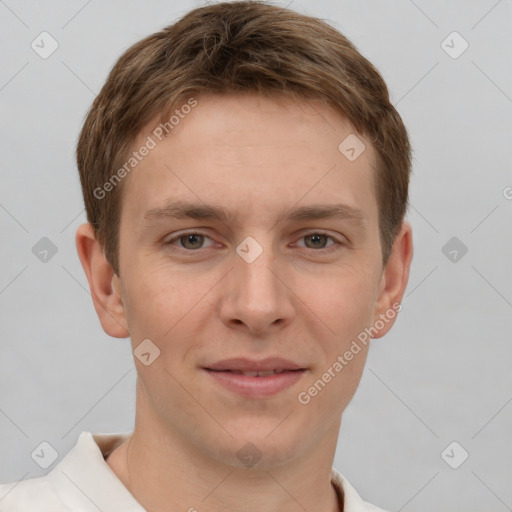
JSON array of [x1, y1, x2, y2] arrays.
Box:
[[1, 0, 511, 510]]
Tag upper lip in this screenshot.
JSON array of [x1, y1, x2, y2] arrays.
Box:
[[204, 357, 305, 372]]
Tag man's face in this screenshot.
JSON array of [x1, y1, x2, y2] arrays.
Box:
[[114, 93, 389, 467]]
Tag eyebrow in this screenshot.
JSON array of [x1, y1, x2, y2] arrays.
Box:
[[142, 201, 366, 226]]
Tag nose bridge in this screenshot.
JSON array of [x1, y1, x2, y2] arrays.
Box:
[[220, 236, 294, 332], [238, 257, 278, 302], [236, 239, 281, 304]]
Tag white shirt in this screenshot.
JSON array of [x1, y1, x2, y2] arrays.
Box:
[[0, 432, 388, 511]]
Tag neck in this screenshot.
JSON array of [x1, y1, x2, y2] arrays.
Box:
[[107, 384, 343, 512]]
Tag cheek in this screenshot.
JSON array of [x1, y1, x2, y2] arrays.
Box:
[[120, 266, 178, 345], [127, 257, 188, 312], [301, 266, 377, 413], [299, 265, 379, 344], [296, 341, 370, 439], [123, 264, 217, 364], [326, 350, 369, 413]]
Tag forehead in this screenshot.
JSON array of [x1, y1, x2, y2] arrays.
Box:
[[119, 92, 377, 227]]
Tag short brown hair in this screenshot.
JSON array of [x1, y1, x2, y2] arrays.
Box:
[[76, 0, 411, 276]]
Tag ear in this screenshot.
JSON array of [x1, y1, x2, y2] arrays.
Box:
[[75, 223, 129, 338], [372, 221, 413, 338]]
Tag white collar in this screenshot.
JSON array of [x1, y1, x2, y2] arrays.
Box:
[[1, 431, 387, 512]]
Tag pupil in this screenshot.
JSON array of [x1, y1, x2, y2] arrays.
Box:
[[182, 234, 203, 249], [306, 234, 326, 248]]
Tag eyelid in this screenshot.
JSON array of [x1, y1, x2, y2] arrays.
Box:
[[164, 229, 216, 248], [297, 228, 343, 239], [292, 229, 345, 250], [163, 228, 346, 251]]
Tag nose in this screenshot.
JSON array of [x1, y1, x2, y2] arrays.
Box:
[[219, 243, 295, 335]]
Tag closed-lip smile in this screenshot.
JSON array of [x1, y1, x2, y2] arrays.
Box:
[[203, 357, 307, 397]]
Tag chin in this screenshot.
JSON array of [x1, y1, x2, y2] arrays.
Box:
[[204, 427, 307, 470]]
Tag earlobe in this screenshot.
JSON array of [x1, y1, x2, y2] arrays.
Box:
[[372, 221, 413, 339], [75, 223, 130, 338]]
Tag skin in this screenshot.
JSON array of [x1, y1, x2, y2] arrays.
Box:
[[76, 92, 412, 512]]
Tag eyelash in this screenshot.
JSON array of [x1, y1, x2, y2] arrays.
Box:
[[164, 230, 343, 253]]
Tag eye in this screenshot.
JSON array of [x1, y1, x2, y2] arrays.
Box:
[[165, 232, 215, 250], [295, 232, 339, 250]]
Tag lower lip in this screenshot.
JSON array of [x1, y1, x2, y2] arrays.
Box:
[[204, 369, 306, 398]]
